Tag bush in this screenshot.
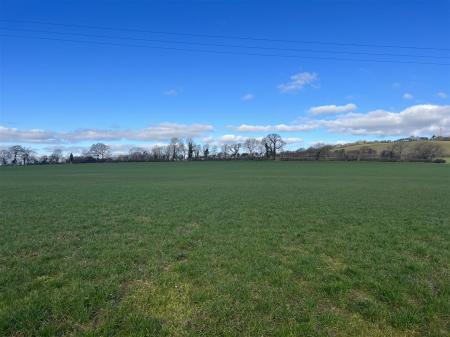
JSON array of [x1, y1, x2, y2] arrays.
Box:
[[410, 142, 443, 161], [432, 159, 446, 164]]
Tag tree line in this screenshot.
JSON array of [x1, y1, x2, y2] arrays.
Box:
[[0, 134, 286, 165], [1, 134, 447, 166]]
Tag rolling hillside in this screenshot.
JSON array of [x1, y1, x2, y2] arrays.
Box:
[[336, 140, 450, 158]]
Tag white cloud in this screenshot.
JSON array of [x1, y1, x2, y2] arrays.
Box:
[[322, 104, 450, 136], [0, 123, 214, 144], [235, 123, 318, 132], [403, 93, 413, 100], [41, 143, 174, 156], [163, 89, 179, 96], [0, 127, 57, 144], [3, 105, 449, 151], [218, 134, 247, 144], [233, 104, 450, 137], [437, 91, 448, 99], [234, 124, 271, 132], [200, 136, 214, 143], [213, 134, 303, 145], [392, 82, 401, 89], [278, 72, 318, 93], [284, 137, 303, 144], [309, 103, 357, 115], [241, 93, 254, 101], [333, 140, 353, 145]]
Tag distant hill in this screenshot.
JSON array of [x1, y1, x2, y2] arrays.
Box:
[[336, 140, 450, 158]]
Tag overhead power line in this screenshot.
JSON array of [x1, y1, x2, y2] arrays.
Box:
[[1, 27, 449, 60], [1, 18, 450, 52], [2, 33, 450, 66]]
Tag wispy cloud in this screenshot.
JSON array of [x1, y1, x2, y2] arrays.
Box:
[[403, 93, 413, 100], [437, 91, 448, 99], [163, 88, 180, 96], [241, 93, 255, 101], [309, 103, 357, 115], [278, 72, 318, 93]]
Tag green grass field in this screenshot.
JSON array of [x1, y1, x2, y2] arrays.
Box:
[[1, 162, 449, 337]]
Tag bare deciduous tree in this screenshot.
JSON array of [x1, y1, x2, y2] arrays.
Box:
[[178, 139, 186, 159], [40, 155, 49, 164], [194, 144, 201, 159], [0, 149, 11, 165], [391, 142, 407, 160], [20, 147, 34, 165], [151, 145, 163, 160], [89, 143, 110, 160], [411, 142, 443, 160], [221, 144, 229, 158], [229, 143, 241, 157], [49, 149, 63, 164], [244, 138, 259, 158], [263, 134, 285, 159], [187, 138, 195, 160], [211, 145, 218, 158], [9, 145, 24, 165], [202, 144, 210, 158], [162, 144, 172, 160], [169, 137, 181, 161], [129, 147, 147, 161], [257, 142, 265, 158]]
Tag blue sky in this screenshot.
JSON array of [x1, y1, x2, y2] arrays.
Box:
[[1, 0, 450, 154]]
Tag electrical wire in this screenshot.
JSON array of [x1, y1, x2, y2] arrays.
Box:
[[2, 33, 450, 66], [1, 19, 449, 52]]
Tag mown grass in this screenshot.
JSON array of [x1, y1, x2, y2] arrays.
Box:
[[1, 161, 449, 336]]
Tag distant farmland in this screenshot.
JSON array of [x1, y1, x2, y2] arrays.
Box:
[[1, 162, 449, 337], [337, 140, 450, 158]]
